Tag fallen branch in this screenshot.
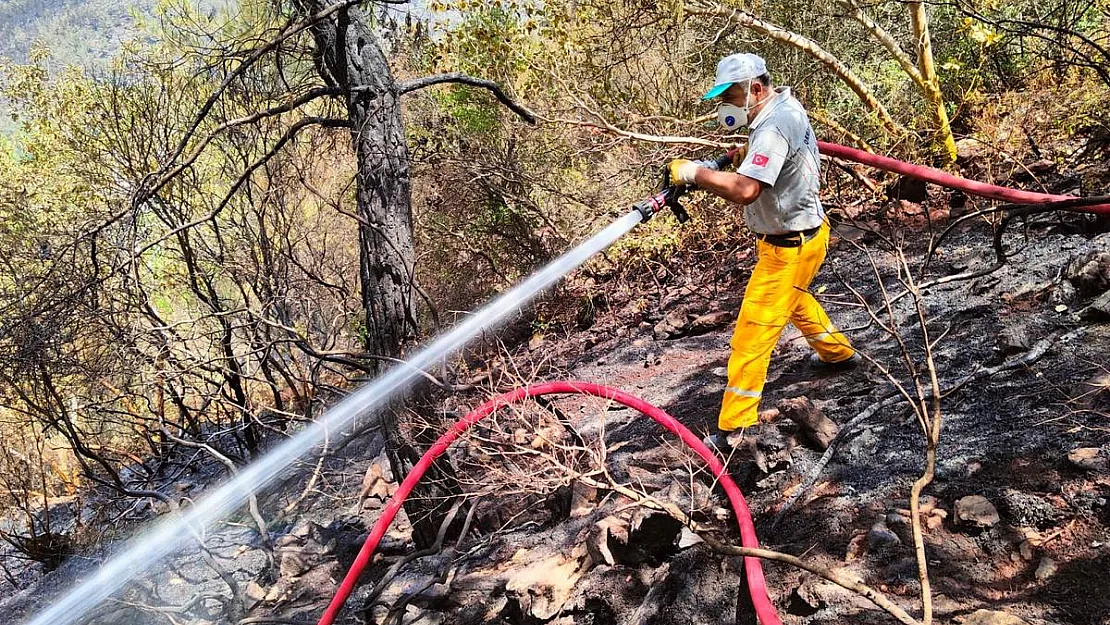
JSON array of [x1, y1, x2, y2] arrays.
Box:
[[159, 419, 272, 549], [701, 537, 921, 625], [942, 329, 1077, 397], [606, 477, 920, 625], [771, 392, 903, 527], [363, 498, 468, 608], [237, 618, 316, 625]]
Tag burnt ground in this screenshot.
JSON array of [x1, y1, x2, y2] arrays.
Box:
[[2, 210, 1109, 625], [559, 215, 1105, 625], [433, 210, 1110, 625]]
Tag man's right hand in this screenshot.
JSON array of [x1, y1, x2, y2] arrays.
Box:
[[704, 144, 747, 171], [724, 143, 748, 168]]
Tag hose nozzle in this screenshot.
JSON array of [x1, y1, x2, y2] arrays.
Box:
[[632, 187, 691, 223]]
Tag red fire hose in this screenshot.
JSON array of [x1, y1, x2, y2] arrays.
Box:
[[317, 381, 782, 625], [818, 141, 1110, 215], [316, 141, 1110, 625]]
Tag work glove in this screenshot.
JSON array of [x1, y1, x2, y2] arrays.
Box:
[[667, 146, 748, 186], [666, 159, 701, 186], [701, 144, 747, 171], [723, 143, 748, 169]]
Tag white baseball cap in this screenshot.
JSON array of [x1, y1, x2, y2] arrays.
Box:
[[702, 53, 767, 100]]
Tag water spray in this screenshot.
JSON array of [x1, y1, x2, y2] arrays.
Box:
[[20, 208, 655, 625], [22, 137, 1110, 625]]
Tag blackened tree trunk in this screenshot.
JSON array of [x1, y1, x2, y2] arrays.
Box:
[[306, 2, 417, 351], [295, 0, 459, 550]]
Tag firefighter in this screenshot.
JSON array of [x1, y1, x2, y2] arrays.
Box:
[[666, 53, 860, 452]]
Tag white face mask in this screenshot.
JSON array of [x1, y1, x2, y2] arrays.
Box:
[[717, 80, 753, 130]]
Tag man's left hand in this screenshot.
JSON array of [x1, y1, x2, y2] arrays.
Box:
[[666, 159, 700, 186]]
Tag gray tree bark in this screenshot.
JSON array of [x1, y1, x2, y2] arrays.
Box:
[[304, 1, 417, 354], [294, 0, 458, 551]]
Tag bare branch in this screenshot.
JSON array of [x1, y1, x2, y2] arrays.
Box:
[[395, 72, 537, 124], [144, 87, 344, 203], [151, 0, 365, 188], [701, 537, 921, 625]]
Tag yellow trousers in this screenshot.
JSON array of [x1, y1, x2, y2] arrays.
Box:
[[718, 223, 855, 431]]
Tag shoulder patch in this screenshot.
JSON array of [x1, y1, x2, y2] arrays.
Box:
[[751, 153, 770, 167]]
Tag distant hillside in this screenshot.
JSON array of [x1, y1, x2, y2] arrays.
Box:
[[0, 0, 158, 134], [0, 0, 157, 66]]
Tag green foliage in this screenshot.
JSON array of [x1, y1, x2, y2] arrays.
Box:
[[435, 86, 501, 135], [0, 0, 156, 67]]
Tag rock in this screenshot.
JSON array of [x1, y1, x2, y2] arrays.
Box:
[[278, 550, 309, 579], [506, 545, 588, 620], [243, 580, 267, 611], [1067, 250, 1110, 296], [999, 489, 1060, 527], [954, 495, 1000, 529], [677, 527, 704, 549], [916, 495, 940, 512], [686, 310, 734, 335], [925, 508, 948, 530], [263, 580, 289, 603], [933, 593, 963, 616], [1068, 447, 1109, 472], [749, 425, 795, 474], [886, 199, 925, 222], [845, 530, 868, 561], [1081, 290, 1110, 321], [1050, 279, 1077, 305], [1034, 556, 1057, 581], [569, 481, 599, 518], [711, 366, 728, 379], [172, 481, 196, 494], [1018, 540, 1035, 561], [652, 307, 693, 340], [868, 521, 902, 552], [587, 516, 628, 567], [956, 137, 987, 162], [787, 581, 825, 616], [885, 512, 915, 544], [290, 519, 321, 539], [898, 199, 924, 215], [778, 396, 838, 451], [927, 206, 950, 224], [958, 609, 1031, 625], [356, 462, 393, 511], [996, 324, 1031, 356], [403, 605, 445, 625], [1028, 158, 1056, 173], [528, 333, 545, 350]]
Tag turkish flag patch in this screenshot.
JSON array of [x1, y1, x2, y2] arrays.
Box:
[[751, 153, 770, 167]]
